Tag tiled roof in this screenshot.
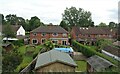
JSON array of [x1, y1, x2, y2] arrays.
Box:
[[72, 26, 114, 35], [35, 50, 77, 70], [113, 41, 120, 46], [103, 45, 120, 57], [31, 25, 68, 33], [2, 25, 21, 32], [87, 55, 113, 71]]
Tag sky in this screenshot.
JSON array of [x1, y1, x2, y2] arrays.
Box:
[[0, 0, 119, 25]]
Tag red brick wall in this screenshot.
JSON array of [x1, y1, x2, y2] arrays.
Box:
[[30, 32, 68, 44]]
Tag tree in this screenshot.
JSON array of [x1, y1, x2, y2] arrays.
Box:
[[98, 22, 107, 27], [59, 20, 69, 31], [5, 14, 18, 25], [2, 48, 23, 72], [28, 16, 44, 31], [62, 7, 93, 28], [3, 24, 15, 42], [108, 22, 117, 28], [40, 40, 55, 53]]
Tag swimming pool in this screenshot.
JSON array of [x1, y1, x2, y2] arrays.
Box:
[[54, 47, 74, 53]]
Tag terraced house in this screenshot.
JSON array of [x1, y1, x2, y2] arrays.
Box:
[[30, 25, 68, 45], [71, 26, 117, 45]]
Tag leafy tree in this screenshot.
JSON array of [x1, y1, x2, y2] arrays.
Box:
[[5, 14, 18, 25], [109, 22, 117, 28], [2, 48, 23, 72], [40, 40, 55, 53], [59, 20, 69, 31], [62, 7, 93, 28], [3, 24, 15, 39], [98, 22, 107, 27], [28, 16, 44, 31]]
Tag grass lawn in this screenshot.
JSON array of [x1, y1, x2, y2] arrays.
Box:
[[16, 45, 43, 72], [75, 60, 87, 72]]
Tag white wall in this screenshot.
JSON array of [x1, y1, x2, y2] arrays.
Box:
[[17, 26, 25, 36]]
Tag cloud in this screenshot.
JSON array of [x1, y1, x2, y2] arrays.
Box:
[[0, 0, 119, 25]]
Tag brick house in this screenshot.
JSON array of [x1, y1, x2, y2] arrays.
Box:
[[71, 27, 116, 45], [30, 25, 68, 45]]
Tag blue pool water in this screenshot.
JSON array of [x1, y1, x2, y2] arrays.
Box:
[[54, 47, 74, 53]]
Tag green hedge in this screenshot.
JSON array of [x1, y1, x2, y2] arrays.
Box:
[[72, 40, 95, 57], [72, 40, 119, 65]]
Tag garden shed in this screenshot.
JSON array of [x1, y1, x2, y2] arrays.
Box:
[[87, 55, 114, 72], [34, 50, 77, 72]]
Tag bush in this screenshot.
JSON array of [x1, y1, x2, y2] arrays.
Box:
[[72, 40, 119, 65], [12, 39, 24, 47], [72, 40, 95, 57]]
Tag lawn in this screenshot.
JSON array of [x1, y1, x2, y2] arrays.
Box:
[[16, 45, 43, 72], [75, 60, 87, 72]]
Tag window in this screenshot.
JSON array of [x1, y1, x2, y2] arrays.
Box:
[[62, 41, 67, 45], [52, 33, 58, 36], [52, 40, 58, 44], [32, 39, 38, 44], [63, 33, 67, 37], [33, 33, 37, 36], [41, 33, 46, 36], [41, 38, 46, 43]]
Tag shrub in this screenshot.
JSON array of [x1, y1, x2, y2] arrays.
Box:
[[72, 40, 95, 57], [72, 40, 119, 65], [12, 39, 24, 47]]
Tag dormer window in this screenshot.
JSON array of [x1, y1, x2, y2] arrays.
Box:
[[41, 33, 46, 36], [52, 33, 58, 36]]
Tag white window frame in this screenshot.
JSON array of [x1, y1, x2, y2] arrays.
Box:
[[41, 33, 46, 36], [52, 33, 58, 36], [33, 33, 37, 36], [41, 38, 46, 44], [32, 39, 38, 44], [62, 33, 67, 37], [62, 40, 67, 45]]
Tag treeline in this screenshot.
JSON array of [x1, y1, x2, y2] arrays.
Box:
[[2, 14, 44, 31], [1, 7, 118, 32]]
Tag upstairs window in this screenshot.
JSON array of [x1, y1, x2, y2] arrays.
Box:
[[33, 33, 37, 36], [52, 33, 58, 36], [41, 33, 46, 36], [63, 33, 67, 37]]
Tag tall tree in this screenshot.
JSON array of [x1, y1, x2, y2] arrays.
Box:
[[98, 22, 107, 27], [59, 20, 69, 31], [3, 24, 15, 39], [29, 16, 44, 31], [108, 22, 117, 28], [5, 14, 18, 25], [62, 7, 93, 28]]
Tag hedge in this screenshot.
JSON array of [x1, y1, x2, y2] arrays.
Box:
[[72, 40, 95, 57], [72, 40, 119, 65]]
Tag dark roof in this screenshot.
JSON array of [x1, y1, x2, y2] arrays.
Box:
[[35, 50, 77, 70], [2, 25, 21, 32], [113, 41, 120, 46], [72, 26, 114, 35], [31, 25, 68, 33], [11, 25, 21, 31], [87, 55, 113, 71], [103, 45, 120, 57]]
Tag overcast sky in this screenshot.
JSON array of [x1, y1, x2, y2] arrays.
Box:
[[0, 0, 119, 25]]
